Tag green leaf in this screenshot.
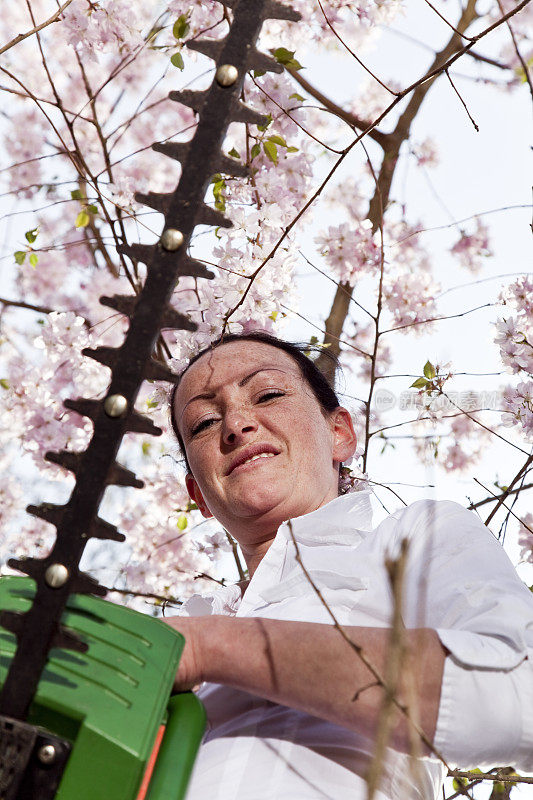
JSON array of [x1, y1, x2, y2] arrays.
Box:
[[228, 147, 240, 159], [14, 250, 26, 265], [172, 14, 190, 40], [423, 360, 436, 379], [87, 204, 98, 215], [410, 377, 429, 389], [267, 134, 287, 147], [250, 143, 261, 160], [271, 47, 303, 70], [177, 514, 188, 530], [25, 227, 39, 244], [186, 501, 198, 512], [0, 379, 9, 390], [146, 398, 159, 409], [29, 253, 38, 268], [256, 113, 272, 132], [263, 140, 278, 164], [212, 177, 226, 212], [142, 441, 151, 456], [253, 69, 266, 77], [70, 188, 83, 201], [286, 146, 299, 152], [170, 51, 184, 70], [289, 92, 304, 101], [452, 778, 467, 791], [75, 210, 90, 228]]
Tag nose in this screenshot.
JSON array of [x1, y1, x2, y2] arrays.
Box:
[[222, 408, 258, 445]]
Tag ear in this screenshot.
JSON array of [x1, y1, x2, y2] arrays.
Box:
[[185, 473, 213, 519], [331, 407, 357, 466]]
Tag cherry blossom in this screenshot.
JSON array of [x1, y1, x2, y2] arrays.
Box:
[[61, 0, 144, 60], [315, 220, 380, 286], [500, 381, 533, 439], [517, 513, 533, 564], [412, 137, 439, 169], [450, 218, 492, 273]]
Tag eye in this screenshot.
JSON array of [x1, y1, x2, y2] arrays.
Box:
[[257, 390, 285, 403], [191, 417, 218, 436]]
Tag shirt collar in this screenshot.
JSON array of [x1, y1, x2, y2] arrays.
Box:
[[278, 489, 374, 546]]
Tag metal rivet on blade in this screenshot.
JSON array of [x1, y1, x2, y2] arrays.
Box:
[[104, 394, 128, 418], [160, 228, 184, 251], [216, 64, 238, 87], [44, 564, 69, 589], [37, 744, 57, 765]]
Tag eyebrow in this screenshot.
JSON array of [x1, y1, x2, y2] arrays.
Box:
[[180, 367, 290, 417]]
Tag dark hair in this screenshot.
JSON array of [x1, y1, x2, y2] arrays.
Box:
[[169, 331, 340, 472]]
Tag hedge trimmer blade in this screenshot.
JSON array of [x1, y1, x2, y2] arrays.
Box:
[[0, 0, 300, 721]]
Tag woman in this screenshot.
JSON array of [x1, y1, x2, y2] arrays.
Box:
[[165, 332, 533, 800]]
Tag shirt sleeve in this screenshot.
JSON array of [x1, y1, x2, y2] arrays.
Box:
[[383, 499, 533, 770]]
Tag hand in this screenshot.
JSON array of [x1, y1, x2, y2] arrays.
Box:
[[163, 615, 207, 692]]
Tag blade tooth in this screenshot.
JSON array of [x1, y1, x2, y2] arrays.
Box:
[[144, 359, 181, 384], [117, 242, 156, 266], [27, 502, 125, 543], [45, 450, 81, 475], [7, 556, 43, 581], [230, 100, 267, 127], [160, 306, 197, 331], [52, 626, 88, 654], [80, 347, 117, 370], [100, 294, 138, 319], [27, 502, 65, 528], [195, 203, 232, 229], [263, 0, 302, 21], [152, 140, 190, 163], [216, 153, 249, 178], [109, 462, 144, 489], [168, 89, 207, 113], [126, 412, 162, 437], [179, 256, 215, 280], [69, 572, 107, 597], [134, 191, 172, 215], [246, 47, 283, 74], [63, 397, 101, 422], [0, 610, 24, 637], [90, 517, 126, 543], [186, 38, 225, 62]]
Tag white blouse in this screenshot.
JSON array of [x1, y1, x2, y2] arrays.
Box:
[[181, 492, 533, 799]]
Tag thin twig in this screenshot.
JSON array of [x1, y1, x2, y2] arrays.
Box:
[[468, 481, 533, 510], [287, 68, 390, 148], [366, 539, 409, 800], [445, 69, 479, 131]]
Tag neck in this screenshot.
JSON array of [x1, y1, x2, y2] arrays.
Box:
[[239, 534, 277, 580]]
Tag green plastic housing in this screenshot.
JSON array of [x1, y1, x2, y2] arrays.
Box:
[[0, 576, 206, 800]]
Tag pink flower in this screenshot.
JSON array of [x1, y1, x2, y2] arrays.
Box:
[[517, 513, 533, 564], [316, 220, 380, 286], [412, 137, 439, 169], [450, 218, 492, 273]]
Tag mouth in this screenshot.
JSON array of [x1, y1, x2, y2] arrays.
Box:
[[227, 445, 280, 475]]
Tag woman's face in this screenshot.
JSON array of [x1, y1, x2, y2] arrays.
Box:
[[173, 341, 357, 544]]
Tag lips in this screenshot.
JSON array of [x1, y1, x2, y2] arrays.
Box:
[[226, 443, 280, 475]]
